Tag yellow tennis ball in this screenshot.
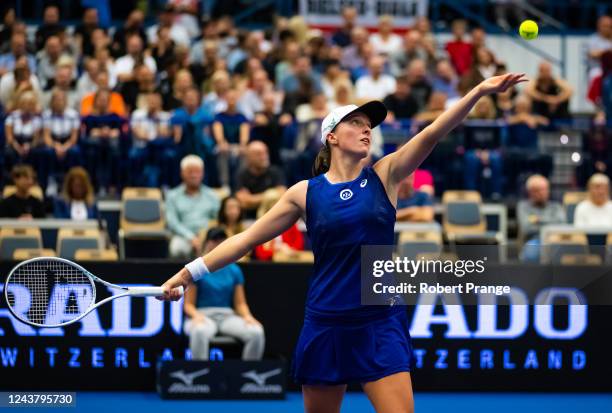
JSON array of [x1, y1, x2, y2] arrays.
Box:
[[519, 20, 538, 40]]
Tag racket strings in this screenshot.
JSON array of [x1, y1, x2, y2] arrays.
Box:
[[6, 260, 94, 325]]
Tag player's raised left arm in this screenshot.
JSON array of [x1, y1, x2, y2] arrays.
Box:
[[376, 73, 528, 185]]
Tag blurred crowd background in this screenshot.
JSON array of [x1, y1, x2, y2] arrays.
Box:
[[0, 0, 611, 264]]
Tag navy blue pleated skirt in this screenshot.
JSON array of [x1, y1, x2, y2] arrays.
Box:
[[292, 306, 414, 385]]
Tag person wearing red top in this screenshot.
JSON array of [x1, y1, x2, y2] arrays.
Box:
[[252, 187, 305, 261], [445, 19, 473, 76], [253, 223, 304, 261]]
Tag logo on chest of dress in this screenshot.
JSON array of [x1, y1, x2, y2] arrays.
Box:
[[339, 189, 353, 200], [360, 179, 368, 188]]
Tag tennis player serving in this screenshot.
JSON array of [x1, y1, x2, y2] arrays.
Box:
[[159, 73, 527, 412]]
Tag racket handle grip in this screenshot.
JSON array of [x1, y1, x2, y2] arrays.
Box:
[[128, 286, 184, 297]]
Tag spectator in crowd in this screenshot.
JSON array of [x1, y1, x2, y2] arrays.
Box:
[[320, 60, 346, 100], [431, 59, 460, 101], [524, 61, 573, 121], [250, 90, 291, 166], [80, 89, 124, 194], [0, 55, 42, 109], [91, 41, 117, 87], [80, 70, 126, 116], [405, 59, 432, 112], [42, 89, 81, 181], [74, 8, 101, 58], [274, 40, 300, 85], [517, 174, 565, 262], [383, 74, 419, 122], [146, 5, 190, 48], [587, 15, 612, 75], [330, 78, 355, 109], [396, 173, 434, 222], [391, 30, 429, 77], [574, 173, 612, 227], [445, 19, 473, 76], [0, 32, 36, 75], [129, 92, 175, 187], [587, 50, 612, 110], [506, 95, 552, 193], [0, 164, 45, 218], [253, 190, 304, 260], [111, 9, 147, 59], [212, 88, 250, 189], [340, 27, 369, 73], [413, 91, 447, 123], [183, 227, 265, 360], [218, 195, 246, 237], [42, 64, 78, 109], [4, 91, 50, 190], [332, 6, 358, 47], [238, 69, 274, 120], [171, 87, 216, 180], [151, 25, 176, 72], [166, 155, 220, 258], [76, 58, 98, 101], [118, 64, 156, 112], [281, 55, 321, 94], [601, 53, 612, 126], [471, 27, 487, 49], [36, 35, 69, 90], [35, 5, 65, 51], [578, 121, 612, 186], [53, 166, 98, 220], [0, 7, 16, 50], [463, 96, 503, 199], [236, 141, 286, 219], [203, 70, 231, 115], [355, 54, 396, 101], [114, 34, 157, 83], [459, 46, 498, 95], [296, 92, 330, 123], [163, 68, 195, 112], [370, 15, 402, 56]]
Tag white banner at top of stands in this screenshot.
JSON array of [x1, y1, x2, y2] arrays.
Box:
[[298, 0, 429, 28]]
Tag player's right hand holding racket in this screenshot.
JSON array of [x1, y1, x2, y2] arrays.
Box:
[[158, 267, 195, 301]]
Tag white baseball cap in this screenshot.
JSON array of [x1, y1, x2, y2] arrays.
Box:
[[320, 101, 387, 144]]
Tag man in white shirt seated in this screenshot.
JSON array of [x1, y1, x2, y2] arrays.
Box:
[[574, 173, 612, 227], [355, 54, 396, 102], [114, 34, 157, 83]]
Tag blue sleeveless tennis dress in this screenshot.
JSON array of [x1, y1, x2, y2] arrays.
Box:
[[292, 167, 414, 385]]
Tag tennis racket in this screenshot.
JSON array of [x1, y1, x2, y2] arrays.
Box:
[[3, 256, 183, 328]]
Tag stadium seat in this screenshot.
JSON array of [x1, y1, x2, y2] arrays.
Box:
[[12, 248, 56, 260], [442, 191, 499, 242], [397, 230, 442, 260], [542, 232, 589, 264], [212, 187, 230, 201], [2, 185, 44, 200], [0, 227, 43, 260], [119, 187, 170, 259], [562, 191, 587, 224], [56, 228, 102, 260], [75, 248, 119, 261], [560, 254, 602, 265]]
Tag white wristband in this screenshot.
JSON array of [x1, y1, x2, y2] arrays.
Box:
[[185, 257, 209, 282]]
